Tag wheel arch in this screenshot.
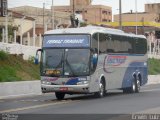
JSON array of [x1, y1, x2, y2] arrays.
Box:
[[137, 72, 142, 86], [99, 74, 106, 89]]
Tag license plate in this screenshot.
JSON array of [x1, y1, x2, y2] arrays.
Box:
[[59, 87, 68, 91]]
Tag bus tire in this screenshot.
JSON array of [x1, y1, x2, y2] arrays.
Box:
[[128, 78, 136, 93], [55, 92, 65, 100], [135, 78, 141, 93], [95, 80, 105, 98]]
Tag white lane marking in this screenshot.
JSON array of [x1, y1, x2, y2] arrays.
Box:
[[134, 106, 160, 114], [0, 100, 79, 113]]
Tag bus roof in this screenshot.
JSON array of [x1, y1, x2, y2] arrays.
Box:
[[45, 26, 146, 39]]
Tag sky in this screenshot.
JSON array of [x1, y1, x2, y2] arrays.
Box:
[[8, 0, 160, 15]]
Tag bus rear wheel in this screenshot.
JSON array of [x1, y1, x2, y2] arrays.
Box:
[[123, 78, 140, 93], [135, 78, 141, 93], [55, 92, 65, 100]]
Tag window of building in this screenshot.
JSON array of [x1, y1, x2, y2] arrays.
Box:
[[75, 10, 82, 14], [102, 10, 108, 14], [102, 19, 108, 22]]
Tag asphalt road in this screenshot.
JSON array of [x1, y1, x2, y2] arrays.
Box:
[[0, 84, 160, 120]]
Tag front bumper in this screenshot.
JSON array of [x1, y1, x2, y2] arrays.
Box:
[[41, 84, 90, 93]]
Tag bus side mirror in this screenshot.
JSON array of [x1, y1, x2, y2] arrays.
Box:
[[92, 53, 98, 65], [34, 49, 42, 65]]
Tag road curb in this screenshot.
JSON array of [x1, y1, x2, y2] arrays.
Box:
[[0, 75, 160, 99]]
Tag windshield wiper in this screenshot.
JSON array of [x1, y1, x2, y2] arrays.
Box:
[[55, 54, 63, 69], [65, 55, 77, 77]]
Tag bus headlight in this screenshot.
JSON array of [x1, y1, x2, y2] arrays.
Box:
[[77, 81, 89, 85], [41, 81, 51, 85]]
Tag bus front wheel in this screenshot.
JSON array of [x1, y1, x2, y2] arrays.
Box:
[[95, 80, 105, 98], [55, 92, 65, 100]]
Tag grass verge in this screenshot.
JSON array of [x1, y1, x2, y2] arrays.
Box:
[[0, 51, 40, 82]]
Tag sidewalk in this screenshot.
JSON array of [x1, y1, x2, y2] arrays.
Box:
[[0, 75, 160, 99]]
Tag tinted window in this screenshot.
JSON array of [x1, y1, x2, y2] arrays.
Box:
[[134, 38, 147, 54], [92, 33, 147, 54], [107, 34, 134, 54], [99, 33, 107, 53], [92, 33, 98, 52]]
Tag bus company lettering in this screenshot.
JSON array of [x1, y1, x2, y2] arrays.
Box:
[[106, 55, 127, 66], [47, 39, 84, 44]]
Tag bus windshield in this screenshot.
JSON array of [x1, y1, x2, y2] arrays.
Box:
[[41, 49, 90, 77]]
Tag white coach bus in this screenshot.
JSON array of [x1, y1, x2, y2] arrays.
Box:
[[35, 26, 148, 100]]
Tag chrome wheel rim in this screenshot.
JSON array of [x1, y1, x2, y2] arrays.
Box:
[[99, 82, 104, 97], [132, 81, 136, 92], [137, 80, 140, 91]]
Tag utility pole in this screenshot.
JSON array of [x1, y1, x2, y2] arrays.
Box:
[[135, 0, 138, 35], [2, 28, 5, 43], [5, 14, 8, 43], [72, 0, 75, 27], [33, 20, 36, 46], [51, 0, 54, 29], [43, 3, 45, 34], [119, 0, 122, 30], [20, 16, 25, 45], [73, 0, 75, 19]]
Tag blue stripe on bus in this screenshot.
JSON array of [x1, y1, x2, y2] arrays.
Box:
[[122, 62, 148, 88], [65, 78, 79, 85]]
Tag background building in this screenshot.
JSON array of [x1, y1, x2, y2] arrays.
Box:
[[10, 6, 71, 32], [114, 3, 160, 23], [0, 10, 37, 45], [111, 3, 160, 55], [53, 0, 112, 24]]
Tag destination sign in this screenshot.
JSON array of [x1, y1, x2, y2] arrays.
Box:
[[43, 35, 90, 48]]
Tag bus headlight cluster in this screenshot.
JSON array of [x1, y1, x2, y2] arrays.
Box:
[[41, 81, 51, 85], [77, 81, 88, 85]]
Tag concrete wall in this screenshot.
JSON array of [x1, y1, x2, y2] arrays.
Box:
[[0, 42, 40, 60], [0, 81, 41, 99]]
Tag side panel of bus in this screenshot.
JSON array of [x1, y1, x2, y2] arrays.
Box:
[[89, 33, 148, 93]]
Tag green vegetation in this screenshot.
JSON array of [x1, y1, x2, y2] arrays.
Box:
[[148, 58, 160, 75], [0, 51, 40, 82], [0, 50, 9, 60]]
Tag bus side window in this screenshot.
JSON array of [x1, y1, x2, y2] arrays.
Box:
[[91, 33, 99, 54], [106, 49, 114, 53], [99, 33, 107, 54], [134, 38, 147, 54]]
